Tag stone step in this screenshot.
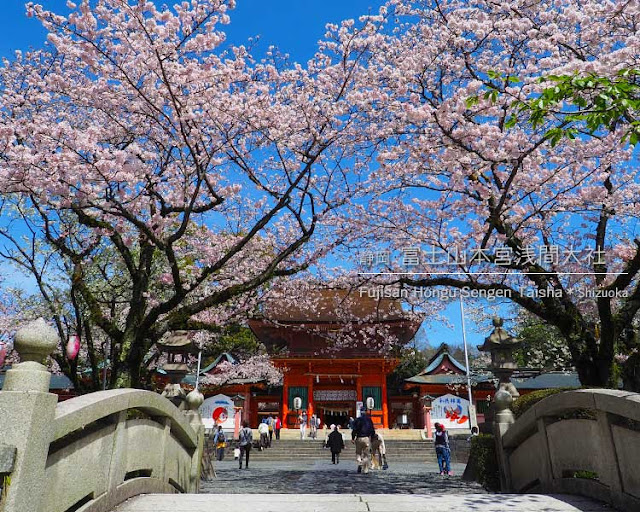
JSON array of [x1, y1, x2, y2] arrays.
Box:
[[235, 440, 435, 446], [115, 493, 614, 512], [262, 429, 446, 441]]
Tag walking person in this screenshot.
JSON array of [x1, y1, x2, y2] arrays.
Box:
[[258, 419, 269, 450], [351, 407, 375, 474], [238, 420, 252, 469], [322, 423, 330, 447], [370, 432, 387, 470], [310, 413, 318, 439], [275, 416, 282, 440], [267, 415, 274, 447], [434, 422, 452, 476], [327, 424, 345, 464], [213, 425, 226, 461], [299, 410, 308, 440]]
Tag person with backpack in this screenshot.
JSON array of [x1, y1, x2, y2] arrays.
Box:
[[351, 407, 375, 474], [267, 415, 274, 446], [434, 422, 452, 476], [238, 420, 253, 469], [310, 414, 318, 439], [258, 419, 269, 450], [213, 425, 226, 461]]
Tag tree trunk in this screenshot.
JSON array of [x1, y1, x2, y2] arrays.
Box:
[[574, 358, 610, 388], [622, 353, 640, 392], [112, 331, 152, 389]]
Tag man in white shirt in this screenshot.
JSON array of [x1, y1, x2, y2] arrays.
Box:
[[258, 420, 269, 450]]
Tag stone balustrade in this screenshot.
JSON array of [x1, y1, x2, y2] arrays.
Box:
[[0, 319, 205, 512], [499, 388, 640, 511]]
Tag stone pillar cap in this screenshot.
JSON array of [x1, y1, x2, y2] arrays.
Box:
[[14, 318, 58, 363]]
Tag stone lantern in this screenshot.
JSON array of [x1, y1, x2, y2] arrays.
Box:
[[477, 317, 522, 398], [157, 330, 197, 407]]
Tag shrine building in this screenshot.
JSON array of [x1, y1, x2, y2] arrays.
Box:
[[246, 289, 421, 429]]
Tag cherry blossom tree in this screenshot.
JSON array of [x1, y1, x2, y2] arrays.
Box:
[[0, 283, 21, 367], [199, 353, 282, 388], [340, 0, 640, 389], [512, 310, 573, 371], [0, 0, 381, 387]]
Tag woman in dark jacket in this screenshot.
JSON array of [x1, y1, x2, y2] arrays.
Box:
[[434, 422, 452, 475], [326, 425, 345, 464]]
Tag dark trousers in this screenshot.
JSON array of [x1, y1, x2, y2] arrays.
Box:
[[275, 428, 281, 440], [331, 451, 340, 464], [239, 444, 251, 468], [436, 445, 450, 473], [269, 430, 273, 445], [216, 447, 225, 461]]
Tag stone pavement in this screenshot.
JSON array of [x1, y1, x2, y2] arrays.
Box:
[[116, 493, 613, 511], [201, 459, 474, 494], [115, 459, 613, 511]]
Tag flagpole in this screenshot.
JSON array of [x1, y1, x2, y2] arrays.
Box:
[[459, 295, 474, 428], [195, 350, 202, 390]]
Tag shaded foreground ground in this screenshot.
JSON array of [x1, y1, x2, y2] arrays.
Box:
[[116, 493, 613, 511], [201, 459, 475, 494]]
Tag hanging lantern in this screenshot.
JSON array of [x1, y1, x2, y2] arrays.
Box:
[[66, 334, 80, 361], [0, 341, 7, 367]]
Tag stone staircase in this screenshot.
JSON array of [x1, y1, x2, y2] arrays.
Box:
[[249, 439, 437, 462], [273, 428, 442, 441], [222, 438, 469, 463]]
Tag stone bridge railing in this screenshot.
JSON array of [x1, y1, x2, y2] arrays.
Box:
[[496, 388, 640, 512], [0, 319, 205, 512]]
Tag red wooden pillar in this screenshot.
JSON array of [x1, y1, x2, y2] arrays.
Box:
[[307, 374, 314, 418], [282, 379, 289, 429], [424, 406, 433, 439], [382, 376, 389, 429], [243, 385, 251, 426], [234, 407, 242, 439]]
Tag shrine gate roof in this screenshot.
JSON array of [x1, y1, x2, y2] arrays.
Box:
[[259, 288, 408, 323], [248, 289, 422, 357]]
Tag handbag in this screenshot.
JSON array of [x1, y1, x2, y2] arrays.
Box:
[[233, 447, 240, 459]]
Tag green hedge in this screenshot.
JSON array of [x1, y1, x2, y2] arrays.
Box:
[[512, 387, 596, 421], [464, 434, 500, 492], [512, 388, 572, 418]]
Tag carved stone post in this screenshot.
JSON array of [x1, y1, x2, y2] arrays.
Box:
[[493, 389, 515, 492], [184, 389, 205, 492], [0, 319, 59, 512]]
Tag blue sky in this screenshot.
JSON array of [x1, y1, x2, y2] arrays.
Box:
[[0, 0, 492, 353], [0, 1, 387, 62]]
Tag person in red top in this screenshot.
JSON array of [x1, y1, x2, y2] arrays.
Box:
[[434, 422, 452, 476], [274, 416, 282, 440]]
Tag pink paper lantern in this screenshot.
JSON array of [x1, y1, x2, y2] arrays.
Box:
[[0, 342, 6, 367], [66, 334, 80, 361]]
